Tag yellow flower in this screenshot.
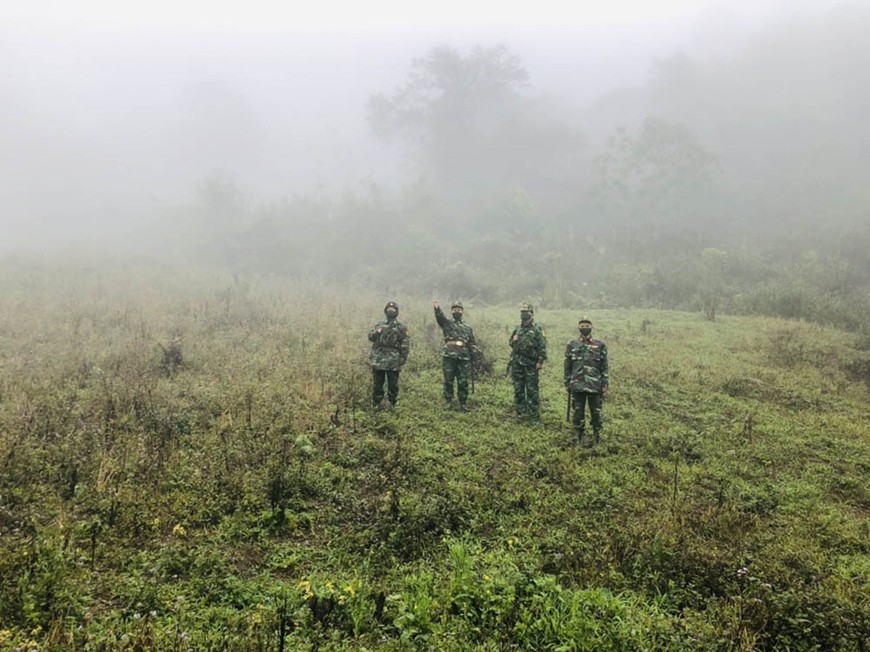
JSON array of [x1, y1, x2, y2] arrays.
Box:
[[297, 580, 313, 599], [172, 524, 187, 537], [343, 584, 356, 597]]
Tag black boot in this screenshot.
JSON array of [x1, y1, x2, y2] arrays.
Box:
[[458, 401, 469, 412]]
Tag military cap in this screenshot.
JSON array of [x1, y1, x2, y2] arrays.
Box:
[[520, 302, 534, 312], [451, 300, 464, 309], [384, 301, 399, 311], [578, 316, 592, 325]]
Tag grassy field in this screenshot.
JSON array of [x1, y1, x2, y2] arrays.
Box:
[[1, 261, 868, 650]]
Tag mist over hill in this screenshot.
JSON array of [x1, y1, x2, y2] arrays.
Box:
[[2, 2, 868, 332]]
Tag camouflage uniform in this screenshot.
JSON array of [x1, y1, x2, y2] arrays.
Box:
[[564, 318, 608, 445], [368, 301, 410, 410], [434, 301, 476, 410], [509, 303, 547, 422]]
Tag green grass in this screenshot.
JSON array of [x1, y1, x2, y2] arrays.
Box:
[[0, 261, 868, 650]]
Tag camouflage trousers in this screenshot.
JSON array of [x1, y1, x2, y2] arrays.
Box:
[[442, 357, 471, 402], [511, 364, 540, 420], [372, 369, 400, 406], [571, 391, 603, 433]]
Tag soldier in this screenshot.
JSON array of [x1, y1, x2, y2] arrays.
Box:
[[564, 317, 609, 446], [508, 303, 547, 423], [368, 301, 410, 411], [433, 299, 476, 411]]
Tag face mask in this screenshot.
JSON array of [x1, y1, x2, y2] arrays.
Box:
[[385, 310, 398, 319], [579, 327, 592, 337], [520, 312, 532, 322], [452, 311, 462, 321]]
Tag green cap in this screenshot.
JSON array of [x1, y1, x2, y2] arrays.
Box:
[[578, 316, 592, 325], [451, 300, 464, 309], [520, 303, 534, 313]]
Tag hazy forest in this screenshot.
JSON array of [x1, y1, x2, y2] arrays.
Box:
[[1, 2, 869, 650]]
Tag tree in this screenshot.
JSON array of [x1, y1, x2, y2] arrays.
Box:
[[367, 44, 528, 141], [367, 44, 580, 203], [589, 117, 718, 257], [699, 247, 728, 321]]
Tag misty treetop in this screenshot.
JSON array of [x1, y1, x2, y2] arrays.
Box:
[[367, 44, 583, 202]]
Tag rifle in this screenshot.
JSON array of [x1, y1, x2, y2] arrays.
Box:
[[566, 387, 572, 423], [469, 346, 476, 394], [506, 329, 518, 377]]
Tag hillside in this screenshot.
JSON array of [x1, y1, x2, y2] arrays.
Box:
[[1, 263, 868, 650]]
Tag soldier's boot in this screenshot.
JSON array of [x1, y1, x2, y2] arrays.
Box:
[[445, 398, 454, 410], [575, 428, 586, 446], [458, 401, 469, 412], [592, 429, 601, 446], [372, 401, 383, 412], [388, 401, 397, 412]]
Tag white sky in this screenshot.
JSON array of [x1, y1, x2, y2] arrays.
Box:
[[0, 0, 850, 245], [0, 0, 822, 32]]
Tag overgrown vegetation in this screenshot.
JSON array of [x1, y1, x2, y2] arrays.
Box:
[[1, 262, 868, 650]]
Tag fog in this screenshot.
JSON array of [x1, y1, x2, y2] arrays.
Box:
[[1, 0, 867, 258]]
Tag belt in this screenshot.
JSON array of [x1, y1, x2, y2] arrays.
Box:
[[446, 340, 466, 346]]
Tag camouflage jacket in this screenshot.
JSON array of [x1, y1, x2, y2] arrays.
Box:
[[434, 307, 476, 360], [509, 320, 547, 367], [368, 318, 410, 371], [564, 336, 608, 393]]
